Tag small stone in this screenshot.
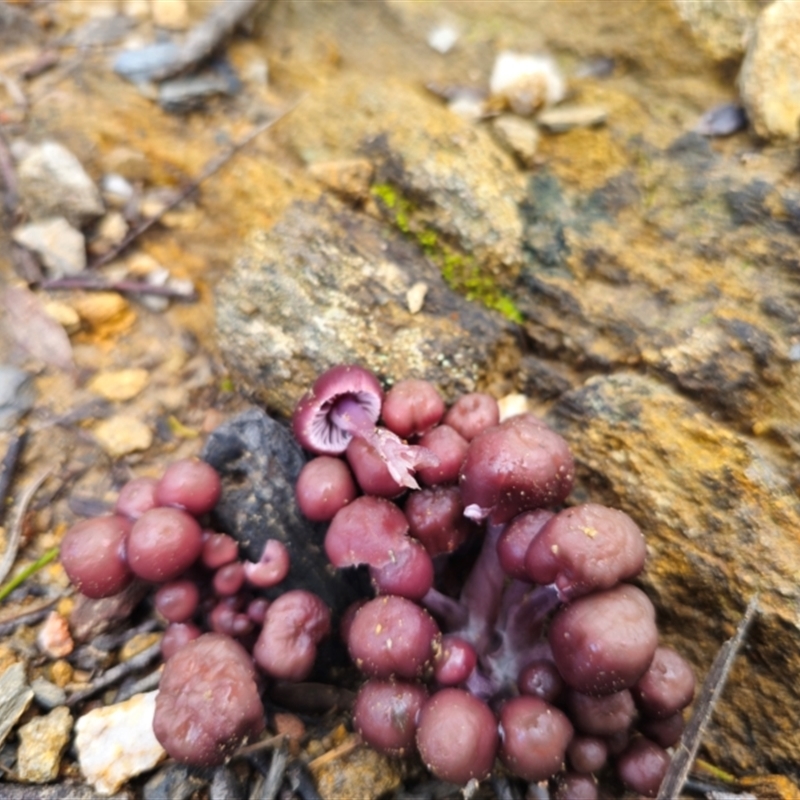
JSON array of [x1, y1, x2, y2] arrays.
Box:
[[308, 158, 374, 201], [37, 611, 74, 659], [491, 115, 540, 166], [17, 141, 104, 227], [273, 712, 305, 744], [113, 42, 181, 84], [406, 281, 428, 314], [87, 368, 149, 402], [158, 71, 240, 114], [72, 292, 129, 328], [126, 252, 163, 277], [105, 147, 149, 181], [49, 660, 73, 688], [42, 300, 81, 334], [92, 414, 153, 457], [139, 267, 171, 312], [739, 0, 800, 141], [150, 0, 190, 30], [673, 0, 760, 62], [489, 51, 566, 116], [12, 217, 87, 277], [498, 393, 531, 421], [124, 0, 151, 20], [100, 174, 135, 209], [536, 104, 609, 133], [69, 584, 149, 643], [119, 632, 161, 662], [17, 706, 72, 783], [694, 103, 748, 137], [0, 662, 34, 748], [311, 745, 402, 800], [243, 57, 269, 87], [75, 691, 166, 795], [30, 678, 67, 710], [139, 192, 171, 220], [428, 23, 459, 54], [447, 92, 487, 121], [89, 212, 128, 256]]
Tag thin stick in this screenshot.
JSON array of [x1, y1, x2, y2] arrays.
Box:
[[40, 276, 197, 299], [66, 640, 162, 706], [656, 594, 759, 800], [234, 733, 287, 758], [114, 666, 162, 703], [0, 432, 25, 526], [0, 129, 19, 217], [0, 467, 53, 586], [306, 734, 361, 771], [89, 101, 301, 270], [0, 597, 58, 636], [151, 0, 263, 82]]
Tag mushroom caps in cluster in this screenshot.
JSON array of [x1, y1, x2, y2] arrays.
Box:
[[292, 364, 693, 795]]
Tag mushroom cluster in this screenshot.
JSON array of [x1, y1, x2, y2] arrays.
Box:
[[294, 365, 694, 797], [60, 459, 331, 765], [58, 364, 694, 795]]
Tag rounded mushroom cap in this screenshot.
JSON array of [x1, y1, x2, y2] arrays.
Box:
[[60, 515, 133, 599], [549, 584, 658, 696], [498, 695, 574, 782], [292, 364, 383, 455], [459, 414, 574, 524], [525, 504, 646, 600], [416, 688, 498, 785], [353, 679, 428, 757], [253, 590, 331, 681], [153, 633, 264, 765]]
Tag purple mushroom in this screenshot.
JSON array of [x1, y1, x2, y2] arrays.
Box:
[[353, 679, 428, 756], [153, 633, 265, 765], [292, 364, 438, 489]]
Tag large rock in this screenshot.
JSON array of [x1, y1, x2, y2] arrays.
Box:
[[216, 197, 517, 418], [739, 0, 800, 141], [278, 74, 527, 279], [550, 373, 800, 775]]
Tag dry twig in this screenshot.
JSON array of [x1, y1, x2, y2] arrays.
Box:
[[66, 640, 162, 706], [86, 100, 300, 271], [0, 432, 25, 527], [657, 595, 760, 800], [0, 597, 58, 636], [0, 467, 54, 586], [40, 276, 197, 300]]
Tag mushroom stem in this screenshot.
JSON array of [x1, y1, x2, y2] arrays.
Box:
[[332, 398, 439, 490], [328, 395, 377, 437]]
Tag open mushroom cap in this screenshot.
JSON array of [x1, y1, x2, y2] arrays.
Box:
[[292, 364, 383, 455]]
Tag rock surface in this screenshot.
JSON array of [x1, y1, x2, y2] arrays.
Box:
[[16, 141, 104, 227], [201, 407, 360, 618], [311, 746, 402, 800], [216, 197, 517, 418], [0, 663, 34, 748], [74, 691, 165, 795], [12, 218, 87, 277], [17, 705, 73, 783], [672, 0, 759, 62], [739, 0, 800, 141]]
